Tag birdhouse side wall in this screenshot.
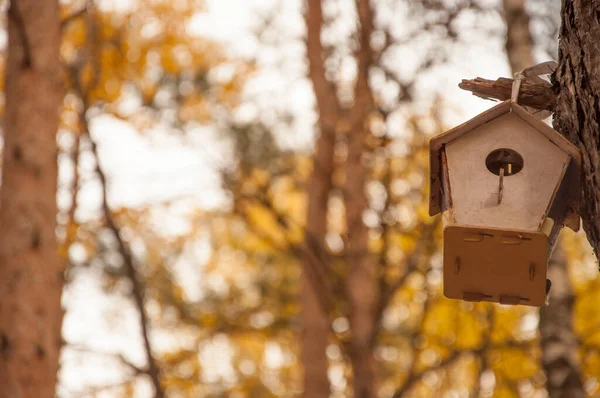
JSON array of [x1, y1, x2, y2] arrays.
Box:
[[547, 159, 581, 232], [544, 159, 580, 255], [445, 113, 570, 231], [440, 149, 456, 223]]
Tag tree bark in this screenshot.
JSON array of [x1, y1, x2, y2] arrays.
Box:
[[553, 0, 600, 260], [302, 1, 338, 397], [344, 1, 378, 397], [0, 1, 63, 397], [539, 244, 585, 398], [458, 77, 555, 110]]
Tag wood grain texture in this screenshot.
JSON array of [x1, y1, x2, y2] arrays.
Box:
[[458, 77, 555, 110], [443, 225, 549, 306]]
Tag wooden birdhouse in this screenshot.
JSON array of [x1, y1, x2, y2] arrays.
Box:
[[429, 100, 581, 307]]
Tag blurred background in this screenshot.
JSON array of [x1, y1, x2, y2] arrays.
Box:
[[3, 0, 599, 396]]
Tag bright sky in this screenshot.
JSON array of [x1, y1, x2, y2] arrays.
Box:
[[58, 0, 528, 396]]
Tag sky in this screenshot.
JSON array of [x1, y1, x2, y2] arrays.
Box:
[[57, 0, 532, 396]]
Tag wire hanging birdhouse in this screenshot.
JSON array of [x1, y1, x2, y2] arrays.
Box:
[[429, 100, 581, 306]]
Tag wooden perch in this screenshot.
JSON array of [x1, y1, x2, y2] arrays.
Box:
[[459, 77, 556, 111]]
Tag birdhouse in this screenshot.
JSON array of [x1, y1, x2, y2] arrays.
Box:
[[429, 100, 581, 307]]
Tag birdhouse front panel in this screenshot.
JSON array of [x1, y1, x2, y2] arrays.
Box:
[[445, 112, 570, 231]]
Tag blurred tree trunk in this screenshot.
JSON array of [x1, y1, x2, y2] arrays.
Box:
[[502, 0, 535, 73], [299, 267, 330, 398], [344, 1, 378, 397], [304, 1, 379, 396], [0, 1, 63, 397], [539, 244, 585, 398], [302, 1, 337, 397], [501, 2, 585, 397]]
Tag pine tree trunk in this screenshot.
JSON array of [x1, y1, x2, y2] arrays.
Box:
[[539, 244, 585, 398], [301, 137, 334, 398], [553, 0, 600, 258], [0, 1, 63, 397], [300, 277, 330, 398], [345, 101, 377, 398], [302, 1, 337, 396], [345, 1, 378, 397], [547, 3, 600, 397]]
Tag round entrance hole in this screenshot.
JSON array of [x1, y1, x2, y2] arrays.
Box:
[[485, 148, 524, 176]]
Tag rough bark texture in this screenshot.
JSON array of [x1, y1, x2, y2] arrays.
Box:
[[502, 0, 535, 73], [344, 1, 378, 397], [539, 244, 585, 398], [553, 0, 600, 259], [302, 1, 337, 396], [0, 1, 63, 397]]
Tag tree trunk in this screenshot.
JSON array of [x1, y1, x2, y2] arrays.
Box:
[[553, 0, 600, 259], [501, 0, 535, 73], [0, 1, 63, 397], [300, 276, 330, 398], [345, 1, 378, 397], [301, 1, 338, 397], [550, 1, 600, 391], [539, 244, 585, 398]]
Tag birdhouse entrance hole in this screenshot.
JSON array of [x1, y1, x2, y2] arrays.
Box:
[[485, 148, 523, 176]]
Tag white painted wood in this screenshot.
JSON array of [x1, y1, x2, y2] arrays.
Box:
[[445, 112, 569, 231]]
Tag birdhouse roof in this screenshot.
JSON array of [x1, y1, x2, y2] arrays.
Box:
[[429, 100, 581, 231]]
